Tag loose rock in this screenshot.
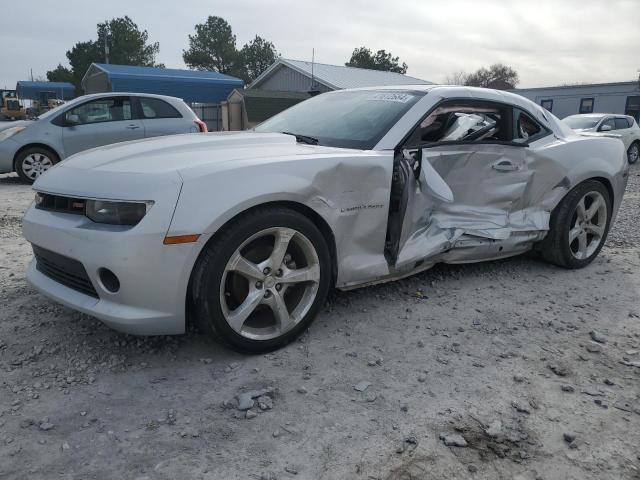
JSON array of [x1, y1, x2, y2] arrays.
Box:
[[440, 433, 467, 447], [589, 331, 607, 344]]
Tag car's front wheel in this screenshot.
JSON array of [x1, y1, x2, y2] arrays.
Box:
[[191, 207, 331, 353], [541, 180, 611, 269], [15, 147, 59, 184], [627, 142, 639, 164]]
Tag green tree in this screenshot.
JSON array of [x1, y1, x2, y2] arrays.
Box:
[[463, 64, 519, 90], [239, 36, 277, 83], [46, 64, 75, 84], [345, 47, 408, 74], [183, 16, 239, 74], [46, 16, 160, 92], [96, 16, 160, 67], [65, 40, 102, 90]]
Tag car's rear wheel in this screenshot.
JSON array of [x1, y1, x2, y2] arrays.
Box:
[[541, 180, 611, 269], [15, 147, 59, 184], [627, 142, 639, 164], [191, 207, 331, 353]]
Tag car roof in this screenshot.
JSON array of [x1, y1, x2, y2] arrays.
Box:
[[338, 84, 554, 129], [74, 92, 183, 102]]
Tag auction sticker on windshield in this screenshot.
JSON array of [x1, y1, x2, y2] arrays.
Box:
[[369, 92, 415, 103]]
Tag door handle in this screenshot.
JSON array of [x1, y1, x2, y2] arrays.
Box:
[[492, 160, 519, 172], [126, 124, 140, 130]]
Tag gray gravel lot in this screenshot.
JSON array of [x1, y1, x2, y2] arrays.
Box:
[[0, 168, 639, 480]]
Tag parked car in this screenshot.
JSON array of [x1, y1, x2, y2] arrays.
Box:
[[22, 86, 628, 352], [0, 92, 208, 183], [564, 113, 640, 164]]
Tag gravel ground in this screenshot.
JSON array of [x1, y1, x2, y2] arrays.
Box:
[[0, 167, 639, 480]]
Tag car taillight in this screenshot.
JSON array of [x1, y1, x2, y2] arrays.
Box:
[[194, 119, 208, 133]]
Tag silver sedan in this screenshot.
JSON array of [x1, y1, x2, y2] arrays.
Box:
[[0, 92, 207, 183], [22, 85, 628, 352]]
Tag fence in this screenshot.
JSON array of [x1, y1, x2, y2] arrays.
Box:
[[190, 103, 222, 132]]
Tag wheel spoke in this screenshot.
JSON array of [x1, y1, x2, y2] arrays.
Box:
[[576, 198, 586, 221], [227, 289, 263, 332], [569, 225, 582, 243], [264, 292, 295, 331], [269, 229, 295, 270], [585, 197, 602, 221], [279, 264, 320, 284], [584, 223, 604, 237], [577, 231, 588, 258], [228, 251, 264, 280]]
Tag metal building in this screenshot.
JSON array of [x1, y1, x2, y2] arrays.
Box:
[[248, 58, 431, 93], [16, 81, 75, 101], [512, 81, 640, 120], [221, 89, 310, 131], [81, 63, 244, 104]]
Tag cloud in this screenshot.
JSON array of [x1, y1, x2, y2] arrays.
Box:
[[0, 0, 637, 89]]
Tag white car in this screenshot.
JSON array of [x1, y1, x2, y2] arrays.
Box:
[[564, 113, 640, 164], [22, 86, 628, 352]]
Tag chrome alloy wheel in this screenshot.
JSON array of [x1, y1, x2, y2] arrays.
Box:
[[220, 227, 321, 341], [22, 153, 54, 180], [569, 191, 607, 260]]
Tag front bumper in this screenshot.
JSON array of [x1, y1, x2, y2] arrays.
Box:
[[22, 202, 209, 335], [0, 137, 20, 174]]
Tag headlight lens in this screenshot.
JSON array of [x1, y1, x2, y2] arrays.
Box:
[[0, 126, 26, 142], [85, 200, 153, 225]]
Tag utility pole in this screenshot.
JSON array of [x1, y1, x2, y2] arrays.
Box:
[[310, 48, 315, 91]]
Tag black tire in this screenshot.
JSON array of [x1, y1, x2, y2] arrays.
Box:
[[190, 206, 332, 353], [540, 180, 611, 269], [14, 146, 59, 184], [627, 142, 639, 164]]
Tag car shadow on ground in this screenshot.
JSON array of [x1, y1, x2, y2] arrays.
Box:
[[0, 173, 22, 185]]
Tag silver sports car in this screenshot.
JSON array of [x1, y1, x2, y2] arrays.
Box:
[[22, 85, 628, 352]]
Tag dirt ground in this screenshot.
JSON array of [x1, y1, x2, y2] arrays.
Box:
[[1, 167, 639, 480]]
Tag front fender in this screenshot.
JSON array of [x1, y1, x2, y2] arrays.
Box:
[[168, 152, 395, 286]]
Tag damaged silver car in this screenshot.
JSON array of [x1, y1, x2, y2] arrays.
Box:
[[23, 85, 628, 352]]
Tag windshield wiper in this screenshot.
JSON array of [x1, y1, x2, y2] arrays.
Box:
[[281, 131, 319, 145]]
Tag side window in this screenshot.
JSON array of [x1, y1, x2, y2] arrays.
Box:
[[66, 97, 132, 125], [614, 117, 630, 130], [514, 109, 548, 143], [579, 98, 594, 114], [600, 118, 616, 131], [405, 101, 510, 146], [139, 97, 182, 119]]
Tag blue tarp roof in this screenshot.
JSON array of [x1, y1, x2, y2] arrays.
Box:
[[86, 63, 244, 104], [16, 81, 75, 100]]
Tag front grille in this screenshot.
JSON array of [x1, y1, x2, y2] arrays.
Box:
[[35, 193, 86, 215], [33, 245, 98, 298]]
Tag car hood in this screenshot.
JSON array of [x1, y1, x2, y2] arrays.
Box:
[[55, 132, 345, 174], [33, 132, 357, 200]]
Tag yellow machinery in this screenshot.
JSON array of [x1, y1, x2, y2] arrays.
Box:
[[0, 90, 26, 120]]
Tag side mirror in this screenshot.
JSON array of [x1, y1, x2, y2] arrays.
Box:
[[599, 124, 612, 132], [65, 113, 80, 126]]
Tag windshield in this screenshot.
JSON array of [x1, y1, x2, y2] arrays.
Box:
[[563, 115, 602, 130], [255, 90, 425, 149]]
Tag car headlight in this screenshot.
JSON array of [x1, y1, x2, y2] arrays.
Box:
[[85, 199, 154, 226], [0, 126, 26, 142]]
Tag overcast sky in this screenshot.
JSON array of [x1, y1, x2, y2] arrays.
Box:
[[1, 0, 638, 90]]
